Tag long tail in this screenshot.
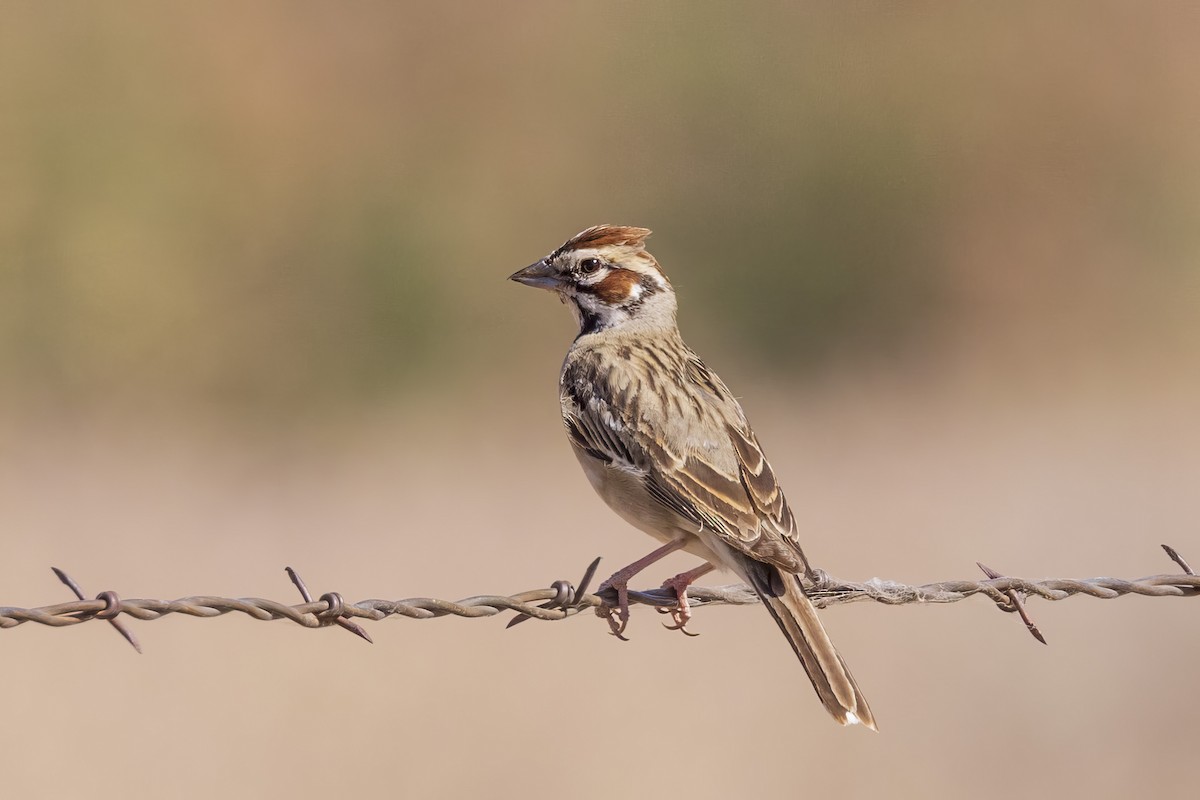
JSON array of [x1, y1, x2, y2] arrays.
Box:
[[738, 555, 877, 731]]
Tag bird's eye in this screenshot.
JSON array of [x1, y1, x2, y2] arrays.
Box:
[[579, 257, 602, 275]]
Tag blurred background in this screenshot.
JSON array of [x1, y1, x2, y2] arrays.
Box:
[[2, 2, 1198, 797]]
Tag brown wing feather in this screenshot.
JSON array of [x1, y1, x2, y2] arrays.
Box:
[[675, 354, 809, 572], [658, 431, 809, 573], [563, 340, 809, 574]]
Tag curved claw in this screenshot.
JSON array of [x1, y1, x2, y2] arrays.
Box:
[[662, 615, 701, 637], [597, 605, 630, 640], [608, 614, 632, 640], [596, 580, 632, 640], [658, 566, 711, 636]]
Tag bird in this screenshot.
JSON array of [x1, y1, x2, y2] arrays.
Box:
[[509, 224, 875, 730]]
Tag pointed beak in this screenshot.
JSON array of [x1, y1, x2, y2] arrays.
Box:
[[509, 259, 564, 291]]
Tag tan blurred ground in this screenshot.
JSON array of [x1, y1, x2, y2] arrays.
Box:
[[2, 3, 1199, 799]]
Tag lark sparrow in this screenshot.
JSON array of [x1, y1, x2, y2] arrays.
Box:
[[510, 225, 875, 729]]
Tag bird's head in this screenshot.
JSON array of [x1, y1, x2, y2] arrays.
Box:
[[509, 225, 676, 336]]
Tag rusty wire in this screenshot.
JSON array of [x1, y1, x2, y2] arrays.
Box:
[[1, 546, 1196, 652]]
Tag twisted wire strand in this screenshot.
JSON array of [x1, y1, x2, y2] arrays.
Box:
[[802, 571, 1200, 607], [0, 590, 576, 630], [3, 555, 1196, 639]]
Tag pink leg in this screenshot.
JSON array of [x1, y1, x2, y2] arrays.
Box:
[[659, 562, 715, 635], [597, 540, 688, 638]]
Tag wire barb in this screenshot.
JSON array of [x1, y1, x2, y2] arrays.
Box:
[[285, 567, 373, 643], [506, 556, 601, 629], [51, 567, 142, 653], [1161, 544, 1194, 576], [977, 561, 1047, 644], [2, 547, 1193, 653]]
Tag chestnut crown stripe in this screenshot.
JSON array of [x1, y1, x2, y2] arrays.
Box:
[[551, 224, 665, 272], [553, 224, 651, 254]]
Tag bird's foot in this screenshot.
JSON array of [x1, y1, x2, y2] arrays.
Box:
[[595, 578, 631, 640], [592, 541, 691, 640], [657, 570, 702, 637]]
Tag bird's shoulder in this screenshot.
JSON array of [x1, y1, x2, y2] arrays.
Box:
[[560, 334, 740, 458]]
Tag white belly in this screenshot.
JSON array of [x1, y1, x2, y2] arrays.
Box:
[[572, 446, 732, 570]]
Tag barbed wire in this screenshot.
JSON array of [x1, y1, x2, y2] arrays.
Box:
[[1, 545, 1195, 652]]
